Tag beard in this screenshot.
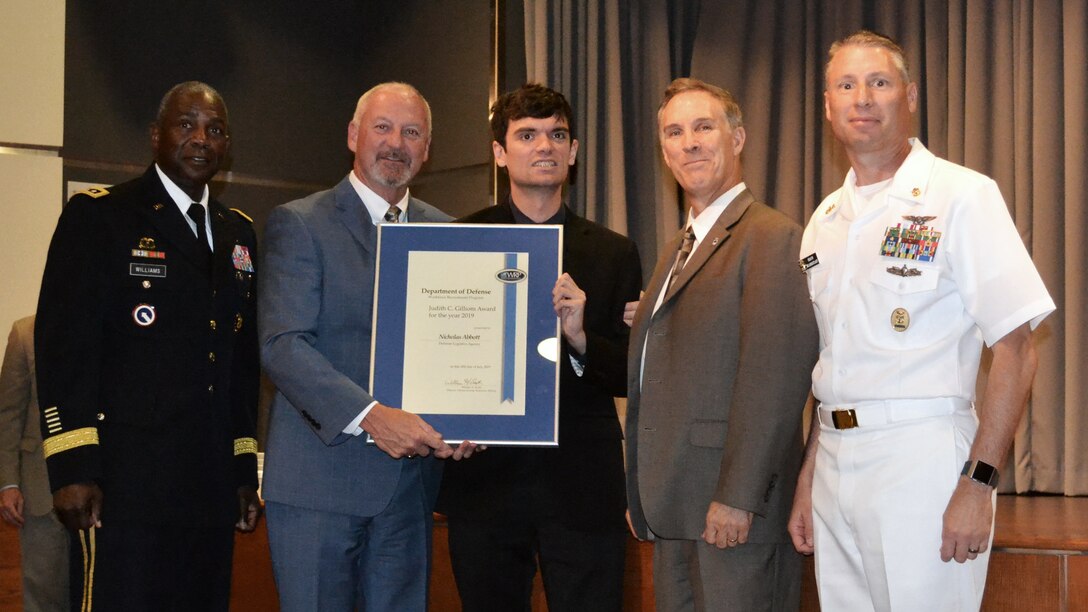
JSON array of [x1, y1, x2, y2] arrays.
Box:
[[368, 147, 414, 188]]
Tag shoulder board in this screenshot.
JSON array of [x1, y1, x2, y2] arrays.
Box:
[[230, 208, 254, 223], [76, 186, 110, 199]]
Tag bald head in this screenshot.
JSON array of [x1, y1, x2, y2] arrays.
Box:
[[351, 82, 432, 139]]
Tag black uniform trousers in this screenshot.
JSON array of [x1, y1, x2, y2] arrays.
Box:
[[69, 520, 234, 611]]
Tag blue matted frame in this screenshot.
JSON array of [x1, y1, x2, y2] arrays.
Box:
[[370, 223, 562, 446]]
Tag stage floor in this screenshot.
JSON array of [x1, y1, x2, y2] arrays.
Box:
[[2, 494, 1086, 611]]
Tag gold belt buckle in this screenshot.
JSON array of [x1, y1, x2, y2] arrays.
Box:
[[832, 409, 859, 430]]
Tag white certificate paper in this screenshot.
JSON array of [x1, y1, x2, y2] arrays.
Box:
[[401, 251, 529, 416]]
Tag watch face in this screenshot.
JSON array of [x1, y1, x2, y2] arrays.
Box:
[[964, 460, 998, 487], [973, 462, 997, 485]]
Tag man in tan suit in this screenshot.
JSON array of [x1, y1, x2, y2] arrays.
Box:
[[625, 78, 817, 610], [0, 315, 68, 611]]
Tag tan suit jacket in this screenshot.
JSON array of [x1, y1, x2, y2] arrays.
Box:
[[625, 190, 817, 543], [0, 315, 52, 516]]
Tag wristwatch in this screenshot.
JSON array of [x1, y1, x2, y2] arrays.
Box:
[[961, 460, 1000, 488]]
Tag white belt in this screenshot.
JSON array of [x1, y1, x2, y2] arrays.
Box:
[[818, 398, 972, 430]]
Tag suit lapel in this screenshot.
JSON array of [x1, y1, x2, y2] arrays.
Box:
[[334, 177, 376, 255], [560, 207, 589, 269], [630, 231, 679, 355], [406, 196, 443, 224], [661, 189, 755, 303], [135, 167, 210, 270]]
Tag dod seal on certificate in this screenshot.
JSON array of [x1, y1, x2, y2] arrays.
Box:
[[370, 223, 562, 445]]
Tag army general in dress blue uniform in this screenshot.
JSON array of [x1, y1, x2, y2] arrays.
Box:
[[34, 81, 261, 611]]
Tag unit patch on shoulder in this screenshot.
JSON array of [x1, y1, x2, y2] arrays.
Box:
[[230, 208, 254, 223], [77, 187, 110, 199]]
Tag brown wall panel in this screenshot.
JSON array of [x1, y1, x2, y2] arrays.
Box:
[[1069, 555, 1088, 612]]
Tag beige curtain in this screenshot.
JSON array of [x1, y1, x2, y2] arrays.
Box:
[[526, 0, 1086, 494]]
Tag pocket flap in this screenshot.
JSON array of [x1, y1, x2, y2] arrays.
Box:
[[689, 420, 726, 448]]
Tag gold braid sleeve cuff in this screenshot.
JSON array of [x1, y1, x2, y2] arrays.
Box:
[[234, 437, 258, 456], [42, 427, 100, 458]]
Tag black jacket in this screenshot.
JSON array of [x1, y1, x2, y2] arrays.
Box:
[[35, 166, 259, 526], [436, 202, 641, 529]]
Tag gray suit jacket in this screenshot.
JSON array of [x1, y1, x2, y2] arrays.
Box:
[[0, 316, 52, 516], [625, 190, 817, 543], [259, 176, 451, 516]]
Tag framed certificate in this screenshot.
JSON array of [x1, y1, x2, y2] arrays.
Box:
[[370, 223, 562, 446]]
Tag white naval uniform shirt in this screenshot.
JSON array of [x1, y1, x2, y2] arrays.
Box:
[[801, 139, 1055, 406]]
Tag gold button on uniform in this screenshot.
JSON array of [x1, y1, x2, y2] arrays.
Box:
[[210, 320, 217, 331], [208, 385, 214, 393], [209, 352, 216, 362], [96, 413, 105, 421], [142, 280, 151, 289]]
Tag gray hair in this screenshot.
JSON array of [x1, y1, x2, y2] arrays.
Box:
[[657, 77, 744, 132]]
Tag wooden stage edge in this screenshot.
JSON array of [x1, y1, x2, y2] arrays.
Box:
[[1, 494, 1086, 611]]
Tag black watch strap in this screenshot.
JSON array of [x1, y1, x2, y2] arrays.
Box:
[[961, 460, 1000, 488]]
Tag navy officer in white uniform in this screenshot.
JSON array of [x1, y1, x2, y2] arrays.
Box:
[[788, 31, 1055, 611]]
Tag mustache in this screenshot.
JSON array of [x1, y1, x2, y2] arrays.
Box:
[[377, 147, 410, 163]]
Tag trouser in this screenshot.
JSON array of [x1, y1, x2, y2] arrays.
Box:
[[68, 519, 234, 611], [265, 459, 432, 612], [446, 515, 627, 612], [652, 537, 801, 611], [20, 510, 69, 612], [812, 399, 992, 611]]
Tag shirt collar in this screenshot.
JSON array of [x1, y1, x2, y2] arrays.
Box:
[[348, 171, 411, 225], [154, 163, 208, 213], [825, 137, 929, 223], [687, 181, 746, 243], [507, 196, 566, 225]]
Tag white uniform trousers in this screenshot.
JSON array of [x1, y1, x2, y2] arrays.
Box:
[[812, 399, 994, 611]]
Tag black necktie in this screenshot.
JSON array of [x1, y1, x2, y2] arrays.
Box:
[[668, 226, 696, 290], [384, 205, 402, 223], [187, 204, 211, 253]]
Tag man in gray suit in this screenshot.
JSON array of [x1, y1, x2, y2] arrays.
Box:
[[0, 315, 68, 611], [625, 78, 818, 610], [259, 82, 476, 611]]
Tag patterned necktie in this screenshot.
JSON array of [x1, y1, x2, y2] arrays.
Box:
[[186, 204, 211, 253], [668, 226, 696, 290], [384, 205, 402, 223]]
